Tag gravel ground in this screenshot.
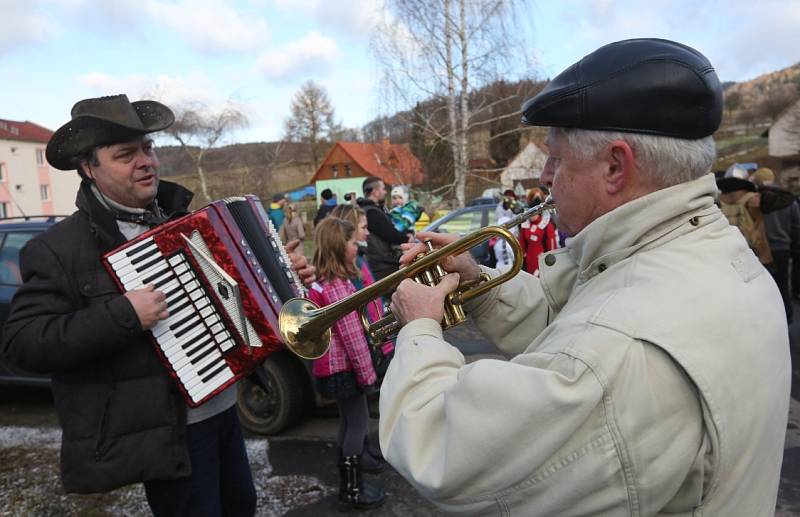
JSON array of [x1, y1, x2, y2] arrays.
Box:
[[0, 427, 332, 517]]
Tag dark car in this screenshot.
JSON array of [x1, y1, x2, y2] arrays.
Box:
[[0, 215, 315, 436], [0, 216, 65, 386], [420, 201, 498, 267]]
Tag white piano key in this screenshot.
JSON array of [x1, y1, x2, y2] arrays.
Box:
[[189, 366, 235, 402], [112, 245, 161, 275], [173, 340, 217, 374], [120, 261, 168, 287], [181, 354, 225, 391], [107, 237, 155, 265], [152, 306, 196, 337], [161, 327, 208, 357]]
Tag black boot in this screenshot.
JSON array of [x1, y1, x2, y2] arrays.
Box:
[[338, 455, 386, 511]]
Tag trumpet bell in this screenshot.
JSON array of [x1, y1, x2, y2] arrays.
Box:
[[279, 297, 331, 360]]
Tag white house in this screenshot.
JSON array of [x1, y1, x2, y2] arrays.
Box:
[[500, 141, 548, 190], [767, 99, 800, 157], [0, 119, 81, 218]]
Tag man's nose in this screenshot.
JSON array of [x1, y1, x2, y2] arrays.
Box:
[[540, 158, 555, 188]]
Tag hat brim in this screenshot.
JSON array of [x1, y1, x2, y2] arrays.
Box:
[[46, 100, 174, 171], [716, 177, 757, 194]]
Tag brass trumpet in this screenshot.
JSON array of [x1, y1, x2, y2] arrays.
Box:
[[279, 196, 554, 359]]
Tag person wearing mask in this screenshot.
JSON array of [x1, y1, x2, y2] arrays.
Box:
[[380, 39, 790, 515], [0, 94, 315, 516]]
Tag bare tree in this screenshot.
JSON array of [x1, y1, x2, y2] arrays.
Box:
[[373, 0, 533, 207], [283, 81, 342, 171], [757, 84, 799, 122], [165, 102, 248, 203]]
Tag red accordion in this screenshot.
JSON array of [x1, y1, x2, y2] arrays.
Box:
[[103, 195, 304, 407]]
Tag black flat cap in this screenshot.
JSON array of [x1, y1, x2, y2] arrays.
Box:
[[522, 38, 722, 139]]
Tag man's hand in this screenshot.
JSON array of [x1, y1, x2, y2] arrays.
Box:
[[390, 273, 460, 326], [400, 231, 481, 283], [125, 284, 168, 330], [285, 239, 316, 287]]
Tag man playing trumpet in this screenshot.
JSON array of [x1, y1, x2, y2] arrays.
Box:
[[380, 39, 790, 515]]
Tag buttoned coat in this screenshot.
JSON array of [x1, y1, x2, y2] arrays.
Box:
[[379, 175, 790, 516]]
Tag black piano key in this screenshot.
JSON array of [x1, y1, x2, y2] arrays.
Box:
[[182, 333, 213, 352], [164, 284, 183, 299], [175, 316, 202, 338], [130, 246, 159, 265], [136, 256, 164, 275], [153, 273, 175, 290], [169, 313, 197, 330], [196, 356, 223, 376], [186, 337, 214, 358], [191, 347, 217, 367], [168, 299, 191, 316], [125, 238, 155, 258], [201, 363, 228, 383], [142, 266, 170, 285]]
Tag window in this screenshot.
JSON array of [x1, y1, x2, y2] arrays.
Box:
[[36, 148, 45, 166], [0, 232, 38, 285], [332, 165, 339, 178], [40, 184, 50, 201], [0, 163, 5, 182], [345, 164, 352, 177], [0, 203, 7, 218]]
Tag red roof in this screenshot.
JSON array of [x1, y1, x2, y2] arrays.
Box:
[[0, 119, 53, 144], [311, 140, 425, 185]]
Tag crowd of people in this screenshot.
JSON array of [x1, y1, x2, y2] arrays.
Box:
[[0, 36, 796, 517]]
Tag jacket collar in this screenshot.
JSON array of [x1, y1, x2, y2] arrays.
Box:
[[539, 173, 721, 309], [75, 179, 194, 250]]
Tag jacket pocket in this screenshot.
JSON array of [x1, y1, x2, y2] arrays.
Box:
[[94, 393, 112, 461]]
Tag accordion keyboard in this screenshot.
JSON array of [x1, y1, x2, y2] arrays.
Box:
[[107, 236, 236, 404]]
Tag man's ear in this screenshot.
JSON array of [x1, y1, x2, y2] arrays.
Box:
[[605, 140, 635, 195], [80, 161, 94, 181]]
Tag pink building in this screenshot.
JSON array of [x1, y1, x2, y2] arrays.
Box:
[[0, 119, 80, 218]]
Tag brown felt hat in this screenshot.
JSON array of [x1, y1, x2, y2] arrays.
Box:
[[46, 94, 174, 171]]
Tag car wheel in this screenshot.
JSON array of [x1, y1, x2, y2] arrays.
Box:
[[236, 352, 308, 435]]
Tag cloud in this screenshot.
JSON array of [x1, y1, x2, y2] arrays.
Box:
[[143, 0, 268, 54], [81, 0, 268, 54], [706, 1, 800, 81], [270, 0, 383, 39], [539, 0, 800, 82], [77, 71, 223, 108], [0, 2, 59, 56], [255, 31, 339, 81]]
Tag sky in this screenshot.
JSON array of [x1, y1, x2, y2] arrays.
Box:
[[1, 0, 799, 145]]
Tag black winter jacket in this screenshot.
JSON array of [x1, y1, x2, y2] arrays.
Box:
[[1, 179, 195, 493], [357, 199, 407, 281]]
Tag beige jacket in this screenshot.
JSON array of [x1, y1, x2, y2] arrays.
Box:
[[379, 175, 790, 516]]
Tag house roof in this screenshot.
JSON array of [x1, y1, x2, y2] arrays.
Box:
[[0, 119, 53, 144], [311, 140, 425, 185]]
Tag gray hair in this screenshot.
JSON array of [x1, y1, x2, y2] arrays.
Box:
[[556, 128, 716, 187]]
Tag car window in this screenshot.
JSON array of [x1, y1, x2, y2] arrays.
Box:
[[0, 231, 38, 286], [437, 210, 484, 236]]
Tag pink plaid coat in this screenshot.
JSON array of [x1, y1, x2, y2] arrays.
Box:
[[308, 277, 377, 387]]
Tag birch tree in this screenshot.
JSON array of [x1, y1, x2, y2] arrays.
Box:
[[373, 0, 532, 207], [165, 102, 248, 203]]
